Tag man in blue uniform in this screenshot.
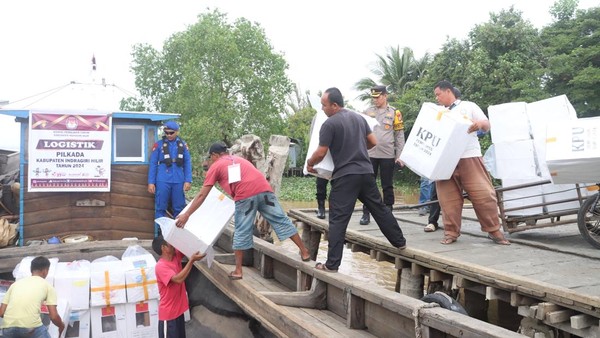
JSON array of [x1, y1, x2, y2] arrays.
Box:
[[148, 121, 192, 236]]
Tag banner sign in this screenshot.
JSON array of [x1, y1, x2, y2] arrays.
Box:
[[28, 111, 112, 192]]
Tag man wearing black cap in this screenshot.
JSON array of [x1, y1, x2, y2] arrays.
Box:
[[359, 85, 405, 225], [175, 142, 310, 280], [148, 121, 192, 236]]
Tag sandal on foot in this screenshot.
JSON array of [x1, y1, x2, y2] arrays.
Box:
[[301, 254, 311, 262], [487, 234, 511, 245], [228, 272, 243, 280], [315, 262, 337, 272], [440, 236, 457, 245], [424, 223, 438, 232]]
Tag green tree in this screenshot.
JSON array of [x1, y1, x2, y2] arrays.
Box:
[[542, 5, 600, 117], [464, 7, 546, 108], [129, 9, 293, 159], [422, 38, 472, 93], [550, 0, 579, 21]]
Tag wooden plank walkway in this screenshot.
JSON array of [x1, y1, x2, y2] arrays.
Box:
[[288, 205, 600, 336], [202, 226, 524, 338]]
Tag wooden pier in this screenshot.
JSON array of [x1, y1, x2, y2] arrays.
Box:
[[288, 206, 600, 337]]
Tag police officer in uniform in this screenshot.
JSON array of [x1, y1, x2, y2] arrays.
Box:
[[148, 121, 192, 235], [359, 85, 405, 225]]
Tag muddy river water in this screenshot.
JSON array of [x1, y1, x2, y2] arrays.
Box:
[[277, 198, 418, 292]]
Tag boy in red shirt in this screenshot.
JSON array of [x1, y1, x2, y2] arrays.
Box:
[[152, 236, 205, 338]]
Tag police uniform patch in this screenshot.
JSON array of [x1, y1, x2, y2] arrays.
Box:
[[393, 110, 404, 131], [152, 142, 159, 151]]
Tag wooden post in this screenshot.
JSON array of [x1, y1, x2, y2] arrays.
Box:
[[300, 222, 321, 261], [399, 266, 423, 299], [260, 251, 274, 279], [346, 291, 366, 329], [255, 135, 290, 241]]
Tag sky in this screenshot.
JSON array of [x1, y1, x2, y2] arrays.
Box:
[[0, 0, 597, 150]]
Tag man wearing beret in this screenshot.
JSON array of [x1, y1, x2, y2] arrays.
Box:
[[148, 121, 192, 236], [359, 85, 405, 225]]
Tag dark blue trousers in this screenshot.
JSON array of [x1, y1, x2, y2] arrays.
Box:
[[158, 313, 186, 338]]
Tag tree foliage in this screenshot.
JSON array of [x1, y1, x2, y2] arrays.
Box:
[[464, 7, 547, 108], [129, 9, 293, 159], [550, 0, 579, 21], [542, 5, 600, 117]]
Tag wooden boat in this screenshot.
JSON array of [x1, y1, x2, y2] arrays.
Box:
[[0, 225, 522, 338]]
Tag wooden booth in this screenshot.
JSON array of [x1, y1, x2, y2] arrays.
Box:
[[0, 109, 179, 245]]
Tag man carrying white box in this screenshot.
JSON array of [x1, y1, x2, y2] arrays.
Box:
[[433, 80, 510, 245], [176, 142, 311, 280]]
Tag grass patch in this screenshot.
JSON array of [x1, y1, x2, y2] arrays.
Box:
[[187, 174, 420, 202], [279, 176, 319, 201]]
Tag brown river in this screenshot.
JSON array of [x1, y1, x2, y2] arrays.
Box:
[[277, 195, 420, 292]]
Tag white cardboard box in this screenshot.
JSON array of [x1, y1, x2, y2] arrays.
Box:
[[90, 304, 127, 338], [494, 140, 539, 179], [41, 298, 70, 338], [303, 98, 334, 179], [303, 94, 378, 180], [54, 260, 91, 310], [65, 310, 91, 338], [13, 257, 59, 284], [541, 183, 588, 213], [0, 280, 13, 335], [527, 95, 578, 179], [400, 102, 473, 180], [125, 300, 159, 338], [124, 267, 158, 303], [122, 249, 159, 303], [500, 178, 545, 216], [488, 102, 531, 143], [545, 118, 600, 184], [156, 186, 234, 261], [90, 258, 127, 306]]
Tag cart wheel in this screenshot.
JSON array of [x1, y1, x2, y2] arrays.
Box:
[[577, 193, 600, 249]]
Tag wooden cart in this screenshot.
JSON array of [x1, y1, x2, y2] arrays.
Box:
[[495, 179, 600, 248]]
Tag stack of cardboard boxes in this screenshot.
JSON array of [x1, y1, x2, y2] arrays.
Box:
[[488, 95, 593, 216], [9, 247, 160, 338]]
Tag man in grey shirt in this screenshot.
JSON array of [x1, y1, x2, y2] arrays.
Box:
[[306, 87, 406, 271], [359, 85, 405, 225]]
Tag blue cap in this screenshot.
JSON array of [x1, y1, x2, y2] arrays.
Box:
[[163, 121, 180, 131]]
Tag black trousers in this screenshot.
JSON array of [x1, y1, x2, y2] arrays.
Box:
[[327, 174, 406, 270], [363, 158, 395, 214], [428, 183, 441, 226], [315, 177, 329, 201]]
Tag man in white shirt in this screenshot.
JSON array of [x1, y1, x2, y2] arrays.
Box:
[[433, 80, 510, 245]]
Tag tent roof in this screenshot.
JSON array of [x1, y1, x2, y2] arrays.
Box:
[[0, 81, 178, 121]]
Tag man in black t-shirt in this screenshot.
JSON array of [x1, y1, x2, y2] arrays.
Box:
[[306, 87, 407, 272]]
